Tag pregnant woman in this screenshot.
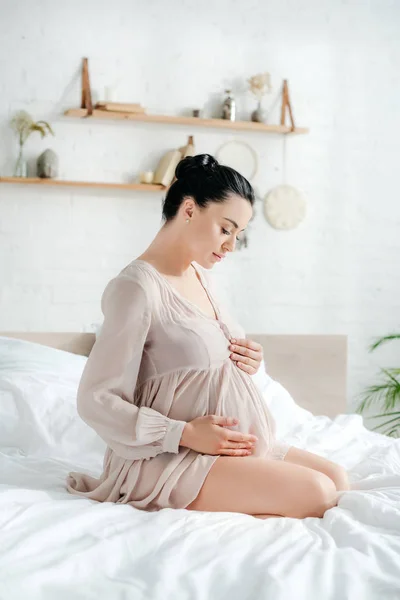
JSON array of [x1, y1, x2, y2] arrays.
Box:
[[67, 154, 349, 519]]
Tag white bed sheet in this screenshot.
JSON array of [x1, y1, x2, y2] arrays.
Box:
[[1, 412, 399, 600]]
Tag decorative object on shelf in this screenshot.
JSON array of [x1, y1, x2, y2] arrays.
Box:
[[37, 149, 59, 179], [248, 72, 272, 123], [222, 89, 236, 121], [139, 171, 154, 184], [95, 101, 146, 114], [153, 150, 182, 187], [167, 136, 196, 187], [10, 111, 54, 178], [216, 140, 258, 181], [178, 135, 195, 160], [263, 184, 306, 230], [251, 103, 268, 124], [14, 148, 27, 178]]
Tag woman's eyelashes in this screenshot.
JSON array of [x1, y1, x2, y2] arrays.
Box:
[[222, 228, 240, 242]]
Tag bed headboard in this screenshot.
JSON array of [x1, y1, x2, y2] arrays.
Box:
[[1, 332, 347, 418], [251, 334, 347, 418]]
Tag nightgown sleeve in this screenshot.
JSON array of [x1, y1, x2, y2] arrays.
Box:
[[76, 272, 187, 460]]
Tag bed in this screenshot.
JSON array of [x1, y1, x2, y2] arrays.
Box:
[[0, 332, 399, 600]]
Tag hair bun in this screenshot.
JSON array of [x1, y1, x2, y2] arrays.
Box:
[[175, 154, 219, 181]]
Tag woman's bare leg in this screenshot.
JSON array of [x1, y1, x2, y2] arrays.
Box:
[[283, 447, 350, 491], [186, 455, 338, 519]]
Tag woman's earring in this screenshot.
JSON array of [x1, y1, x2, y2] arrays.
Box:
[[186, 219, 190, 224]]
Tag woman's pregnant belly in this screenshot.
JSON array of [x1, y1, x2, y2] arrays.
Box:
[[209, 359, 277, 457], [140, 359, 277, 459]]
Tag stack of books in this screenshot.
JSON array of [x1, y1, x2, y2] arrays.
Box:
[[95, 102, 146, 114]]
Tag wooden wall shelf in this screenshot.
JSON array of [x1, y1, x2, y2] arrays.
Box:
[[0, 177, 165, 192], [64, 108, 309, 135]]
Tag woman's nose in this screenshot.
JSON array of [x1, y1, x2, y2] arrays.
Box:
[[225, 237, 236, 252]]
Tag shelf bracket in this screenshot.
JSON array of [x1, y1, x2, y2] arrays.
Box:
[[81, 57, 93, 117], [280, 79, 296, 133]]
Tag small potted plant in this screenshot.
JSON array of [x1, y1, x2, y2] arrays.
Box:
[[10, 110, 54, 177], [357, 333, 400, 437], [248, 72, 272, 123]]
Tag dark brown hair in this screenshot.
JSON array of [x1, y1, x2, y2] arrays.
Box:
[[161, 153, 255, 222]]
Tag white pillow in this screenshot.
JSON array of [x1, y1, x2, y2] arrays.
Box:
[[0, 337, 106, 467], [252, 358, 313, 438], [0, 336, 86, 375]]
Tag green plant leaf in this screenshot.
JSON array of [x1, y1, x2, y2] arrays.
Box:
[[357, 366, 400, 415], [357, 383, 395, 414], [371, 414, 400, 432], [382, 367, 400, 385], [368, 411, 400, 419], [381, 370, 400, 412], [387, 429, 400, 438], [381, 425, 400, 438], [369, 333, 400, 352]]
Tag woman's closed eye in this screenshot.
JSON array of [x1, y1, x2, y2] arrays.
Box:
[[222, 228, 241, 242]]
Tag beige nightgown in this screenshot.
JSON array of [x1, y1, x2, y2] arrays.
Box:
[[66, 259, 290, 511]]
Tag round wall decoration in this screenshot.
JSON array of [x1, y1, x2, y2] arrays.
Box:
[[216, 140, 258, 181], [263, 184, 307, 230]]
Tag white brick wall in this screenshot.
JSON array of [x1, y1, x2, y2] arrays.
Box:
[[1, 0, 400, 417]]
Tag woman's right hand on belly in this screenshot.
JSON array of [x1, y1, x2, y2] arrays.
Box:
[[179, 415, 258, 456]]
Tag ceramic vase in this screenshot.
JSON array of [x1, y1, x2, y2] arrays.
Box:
[[251, 100, 268, 123], [14, 144, 27, 177]]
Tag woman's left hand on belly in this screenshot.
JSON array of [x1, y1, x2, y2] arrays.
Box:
[[228, 337, 263, 375]]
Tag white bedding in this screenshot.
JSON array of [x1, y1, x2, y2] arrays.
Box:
[[0, 338, 399, 600]]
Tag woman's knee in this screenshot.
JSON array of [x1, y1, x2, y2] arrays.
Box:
[[284, 446, 350, 492], [302, 471, 338, 518], [328, 464, 350, 491]]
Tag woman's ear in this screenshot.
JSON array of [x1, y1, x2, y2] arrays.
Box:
[[182, 197, 195, 219]]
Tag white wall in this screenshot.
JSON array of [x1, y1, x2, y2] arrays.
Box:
[[1, 0, 399, 415]]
